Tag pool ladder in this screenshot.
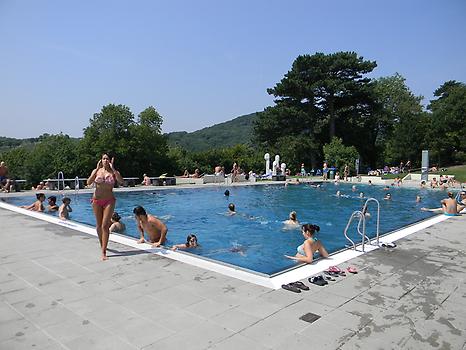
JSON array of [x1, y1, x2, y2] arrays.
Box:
[[57, 171, 65, 197], [343, 198, 380, 252], [74, 176, 80, 198]]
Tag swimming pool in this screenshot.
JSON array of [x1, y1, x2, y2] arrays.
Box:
[[1, 183, 448, 275]]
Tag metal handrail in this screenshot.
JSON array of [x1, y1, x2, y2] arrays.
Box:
[[344, 197, 381, 252], [74, 176, 80, 197], [361, 198, 381, 246], [343, 210, 365, 252], [57, 172, 65, 196]]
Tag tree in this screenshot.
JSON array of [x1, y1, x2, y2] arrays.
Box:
[[0, 134, 80, 184], [79, 104, 173, 177], [128, 107, 171, 176], [427, 81, 466, 165], [323, 137, 359, 173], [254, 51, 377, 168], [138, 106, 163, 133], [79, 104, 135, 175], [371, 74, 427, 167]]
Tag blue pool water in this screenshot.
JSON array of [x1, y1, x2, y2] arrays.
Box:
[[3, 183, 448, 275]]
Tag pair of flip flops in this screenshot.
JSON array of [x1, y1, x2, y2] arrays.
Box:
[[327, 265, 358, 275], [380, 242, 397, 248], [327, 266, 346, 276], [281, 281, 309, 293], [308, 275, 328, 286]]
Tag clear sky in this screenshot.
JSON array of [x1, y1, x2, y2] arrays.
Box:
[[1, 0, 465, 138]]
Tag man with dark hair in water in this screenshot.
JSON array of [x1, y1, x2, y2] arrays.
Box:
[[133, 206, 168, 247]]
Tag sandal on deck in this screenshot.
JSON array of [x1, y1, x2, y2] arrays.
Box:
[[282, 283, 301, 293], [289, 281, 310, 291]]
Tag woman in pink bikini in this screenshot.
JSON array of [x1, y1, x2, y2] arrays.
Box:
[[87, 153, 124, 260]]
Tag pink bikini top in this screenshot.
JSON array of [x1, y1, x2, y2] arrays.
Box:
[[94, 174, 115, 185]]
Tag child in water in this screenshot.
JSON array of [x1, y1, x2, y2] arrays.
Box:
[[21, 193, 46, 212], [109, 212, 125, 233], [171, 234, 199, 250], [59, 197, 72, 220]]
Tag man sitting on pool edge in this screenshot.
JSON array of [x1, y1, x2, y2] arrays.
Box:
[[133, 206, 168, 247]]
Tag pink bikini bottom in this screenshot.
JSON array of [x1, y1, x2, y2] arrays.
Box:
[[91, 197, 115, 208]]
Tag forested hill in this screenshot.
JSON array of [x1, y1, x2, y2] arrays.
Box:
[[0, 136, 40, 152], [166, 112, 258, 152]]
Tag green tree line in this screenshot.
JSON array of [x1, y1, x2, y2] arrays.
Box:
[[1, 51, 465, 184]]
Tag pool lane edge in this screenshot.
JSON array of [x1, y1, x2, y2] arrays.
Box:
[[0, 201, 451, 290]]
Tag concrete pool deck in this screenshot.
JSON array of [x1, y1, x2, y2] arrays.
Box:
[[1, 207, 465, 349]]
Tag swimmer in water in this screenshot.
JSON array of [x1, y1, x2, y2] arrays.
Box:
[[171, 234, 199, 250], [134, 206, 168, 247], [384, 193, 392, 200], [352, 185, 357, 192], [422, 191, 461, 215], [58, 197, 73, 220], [229, 242, 248, 256], [416, 195, 422, 203], [285, 224, 329, 263], [224, 190, 230, 197], [283, 211, 300, 227], [21, 193, 46, 212], [228, 203, 236, 215], [336, 190, 341, 197], [109, 212, 125, 233], [359, 192, 364, 199]]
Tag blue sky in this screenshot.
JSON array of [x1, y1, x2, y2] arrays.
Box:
[[1, 0, 465, 138]]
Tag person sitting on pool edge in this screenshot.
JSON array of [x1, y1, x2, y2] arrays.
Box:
[[171, 234, 199, 251], [109, 212, 125, 233], [284, 211, 300, 227], [133, 206, 168, 247], [285, 224, 329, 263]]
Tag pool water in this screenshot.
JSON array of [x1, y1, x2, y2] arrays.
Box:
[[4, 183, 448, 275]]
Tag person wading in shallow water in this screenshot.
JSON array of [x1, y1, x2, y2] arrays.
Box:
[[87, 153, 124, 261], [133, 206, 168, 247]]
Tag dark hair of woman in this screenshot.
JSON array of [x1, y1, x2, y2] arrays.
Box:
[[301, 224, 320, 235]]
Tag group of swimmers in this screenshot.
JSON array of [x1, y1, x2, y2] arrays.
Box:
[[21, 193, 72, 220], [20, 152, 466, 262]]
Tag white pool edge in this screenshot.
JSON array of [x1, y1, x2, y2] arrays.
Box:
[[0, 201, 450, 289]]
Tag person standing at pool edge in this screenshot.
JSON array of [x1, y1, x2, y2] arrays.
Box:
[[134, 206, 168, 247], [87, 153, 124, 261]]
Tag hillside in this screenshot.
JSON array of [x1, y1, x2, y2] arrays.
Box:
[[166, 112, 258, 152], [0, 136, 40, 152], [1, 113, 259, 154]]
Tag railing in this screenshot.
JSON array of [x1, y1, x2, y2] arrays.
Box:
[[74, 176, 80, 198], [344, 197, 380, 252], [361, 198, 380, 246], [344, 210, 365, 252], [57, 172, 65, 196]]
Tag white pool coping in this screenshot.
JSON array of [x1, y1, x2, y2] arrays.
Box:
[[0, 199, 450, 290]]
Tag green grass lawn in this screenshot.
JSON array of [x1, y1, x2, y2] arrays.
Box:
[[382, 164, 466, 183]]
